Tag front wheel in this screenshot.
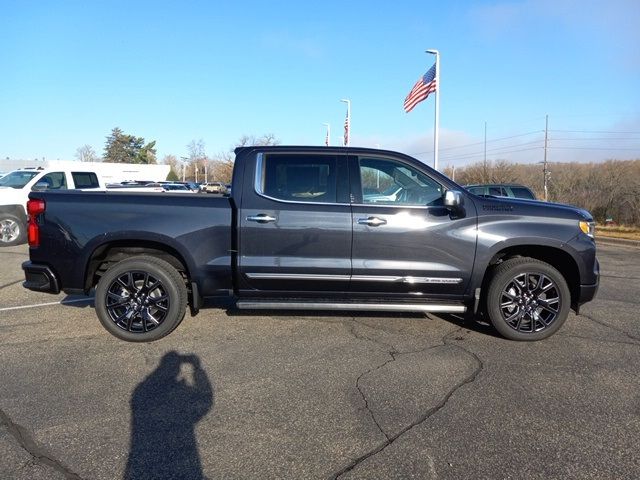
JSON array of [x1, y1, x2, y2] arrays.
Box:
[[486, 257, 571, 341], [95, 256, 188, 342]]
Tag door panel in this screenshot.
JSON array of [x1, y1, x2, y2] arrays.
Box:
[[239, 152, 351, 293], [351, 205, 476, 296], [350, 155, 477, 297]]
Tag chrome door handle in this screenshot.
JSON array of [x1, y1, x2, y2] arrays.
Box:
[[357, 217, 387, 226], [246, 214, 277, 223]]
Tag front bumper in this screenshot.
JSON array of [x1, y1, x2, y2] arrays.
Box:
[[22, 261, 60, 294], [576, 257, 599, 307]]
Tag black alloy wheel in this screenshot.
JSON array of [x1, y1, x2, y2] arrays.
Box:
[[499, 272, 561, 333], [105, 270, 170, 333], [95, 256, 187, 342], [486, 257, 570, 341]]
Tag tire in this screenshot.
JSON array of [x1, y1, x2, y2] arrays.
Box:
[[95, 256, 188, 342], [486, 257, 571, 341], [0, 214, 26, 247]]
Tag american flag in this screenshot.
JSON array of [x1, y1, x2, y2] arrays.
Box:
[[403, 63, 437, 113], [343, 111, 350, 146]]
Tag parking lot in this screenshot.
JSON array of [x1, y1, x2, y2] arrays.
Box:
[[1, 242, 639, 479]]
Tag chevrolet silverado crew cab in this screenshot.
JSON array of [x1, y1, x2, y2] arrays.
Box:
[[22, 146, 599, 342]]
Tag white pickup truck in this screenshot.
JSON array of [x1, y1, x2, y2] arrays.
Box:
[[0, 167, 105, 246]]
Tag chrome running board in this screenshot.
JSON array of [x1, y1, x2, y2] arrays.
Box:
[[235, 300, 466, 313]]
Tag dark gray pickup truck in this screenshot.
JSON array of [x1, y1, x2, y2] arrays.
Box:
[[22, 146, 599, 342]]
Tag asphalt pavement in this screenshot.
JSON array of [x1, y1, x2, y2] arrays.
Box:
[[1, 243, 639, 479]]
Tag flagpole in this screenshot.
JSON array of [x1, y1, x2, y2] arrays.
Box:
[[426, 49, 439, 171], [340, 98, 351, 146], [323, 123, 330, 146]]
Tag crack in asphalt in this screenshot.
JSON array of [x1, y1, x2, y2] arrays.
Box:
[[557, 333, 640, 347], [579, 313, 640, 343], [0, 408, 83, 479], [0, 279, 23, 290], [331, 325, 483, 479], [600, 274, 640, 280]]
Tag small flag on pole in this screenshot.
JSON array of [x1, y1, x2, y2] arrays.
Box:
[[343, 111, 350, 146], [325, 130, 329, 146], [403, 63, 437, 113]]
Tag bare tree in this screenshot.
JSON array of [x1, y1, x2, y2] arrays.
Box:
[[453, 158, 640, 226], [75, 145, 98, 162], [207, 134, 280, 183]]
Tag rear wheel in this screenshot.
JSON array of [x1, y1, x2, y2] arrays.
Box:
[[0, 214, 26, 246], [486, 257, 570, 341], [95, 256, 187, 342]]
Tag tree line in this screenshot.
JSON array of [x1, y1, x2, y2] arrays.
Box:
[[77, 127, 639, 226], [75, 128, 278, 183], [444, 159, 640, 226]]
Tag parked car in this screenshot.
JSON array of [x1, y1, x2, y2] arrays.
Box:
[[465, 184, 536, 200], [182, 182, 201, 192], [161, 183, 195, 193], [23, 146, 598, 343], [201, 182, 227, 194], [106, 182, 165, 193]]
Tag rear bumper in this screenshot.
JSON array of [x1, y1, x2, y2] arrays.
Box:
[[22, 261, 60, 294]]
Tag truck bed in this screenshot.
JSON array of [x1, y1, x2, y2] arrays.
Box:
[[28, 190, 233, 297]]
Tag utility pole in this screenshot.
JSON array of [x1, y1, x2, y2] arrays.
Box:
[[483, 121, 488, 182], [543, 114, 549, 201], [180, 156, 188, 182]]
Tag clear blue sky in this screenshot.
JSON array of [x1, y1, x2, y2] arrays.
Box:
[[2, 0, 639, 167]]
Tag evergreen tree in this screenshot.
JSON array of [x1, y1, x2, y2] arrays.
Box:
[[166, 168, 179, 181], [103, 127, 157, 164]]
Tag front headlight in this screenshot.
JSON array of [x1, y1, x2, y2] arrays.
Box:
[[579, 221, 595, 238]]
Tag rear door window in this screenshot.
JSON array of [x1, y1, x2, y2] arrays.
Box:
[[258, 154, 339, 203], [72, 172, 100, 189]]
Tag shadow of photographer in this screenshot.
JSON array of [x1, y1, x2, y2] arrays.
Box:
[[124, 351, 213, 480]]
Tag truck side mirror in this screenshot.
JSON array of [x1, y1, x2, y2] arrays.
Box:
[[444, 190, 464, 210], [32, 181, 50, 191]]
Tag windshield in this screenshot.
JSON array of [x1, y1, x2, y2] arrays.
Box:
[[0, 171, 39, 189]]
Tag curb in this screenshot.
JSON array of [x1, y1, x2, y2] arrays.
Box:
[[597, 236, 640, 248]]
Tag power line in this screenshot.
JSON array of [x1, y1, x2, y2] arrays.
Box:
[[440, 140, 542, 159], [439, 146, 542, 162], [547, 146, 640, 151], [550, 137, 640, 141], [549, 129, 640, 134], [409, 130, 542, 156]]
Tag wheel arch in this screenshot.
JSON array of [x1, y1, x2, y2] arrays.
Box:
[[480, 244, 581, 309], [84, 240, 192, 292]]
